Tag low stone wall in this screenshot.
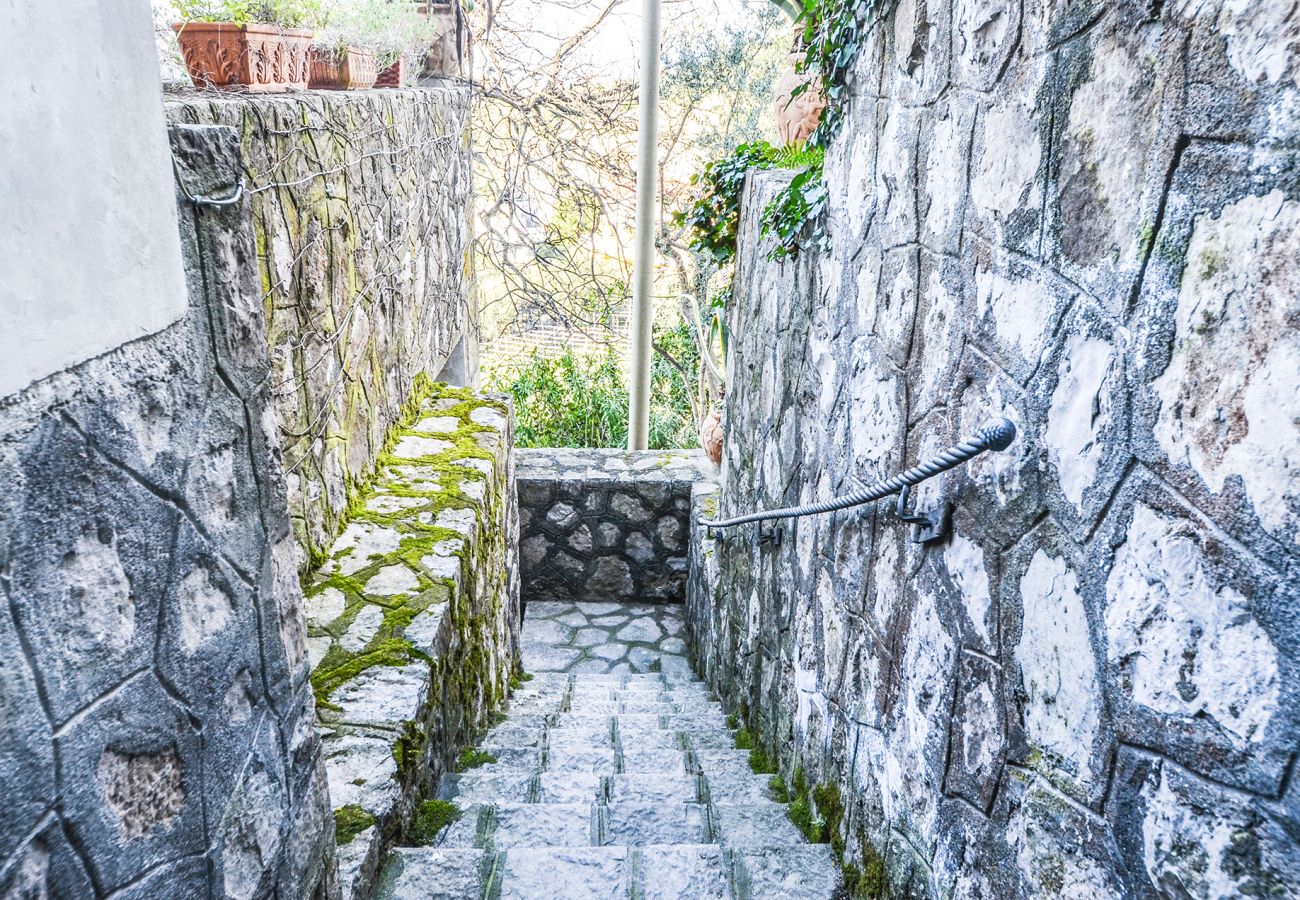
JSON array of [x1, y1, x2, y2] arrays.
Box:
[[0, 126, 331, 899], [166, 87, 476, 573], [516, 449, 710, 603], [687, 1, 1300, 895], [303, 382, 519, 899]]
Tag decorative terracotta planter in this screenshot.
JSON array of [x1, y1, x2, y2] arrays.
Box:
[[172, 22, 312, 93], [773, 52, 827, 147], [420, 1, 468, 77], [700, 410, 723, 466], [375, 58, 403, 88], [309, 46, 379, 90]]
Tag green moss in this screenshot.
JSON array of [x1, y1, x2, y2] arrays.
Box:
[[306, 379, 515, 708], [769, 775, 790, 802], [312, 637, 424, 708], [457, 748, 497, 770], [509, 669, 534, 691], [1197, 247, 1225, 281], [793, 766, 809, 797], [788, 795, 823, 843], [734, 727, 755, 750], [726, 713, 739, 729], [856, 843, 888, 899], [1138, 221, 1156, 257], [1038, 854, 1065, 893], [334, 804, 376, 845], [814, 782, 846, 857], [409, 800, 461, 845], [749, 746, 776, 775], [391, 718, 428, 783]]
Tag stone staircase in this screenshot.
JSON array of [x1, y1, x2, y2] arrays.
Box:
[[372, 601, 844, 899]]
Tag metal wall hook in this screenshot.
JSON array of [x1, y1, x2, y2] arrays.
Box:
[[894, 485, 952, 544], [758, 523, 783, 548]]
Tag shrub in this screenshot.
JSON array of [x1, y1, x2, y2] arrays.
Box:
[[483, 323, 700, 450]]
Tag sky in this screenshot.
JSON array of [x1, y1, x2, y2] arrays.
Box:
[[484, 0, 784, 81]]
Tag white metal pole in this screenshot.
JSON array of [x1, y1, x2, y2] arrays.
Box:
[[626, 0, 661, 450]]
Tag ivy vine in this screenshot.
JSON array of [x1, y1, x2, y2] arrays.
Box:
[[758, 0, 882, 259], [674, 141, 825, 263], [798, 0, 877, 148]]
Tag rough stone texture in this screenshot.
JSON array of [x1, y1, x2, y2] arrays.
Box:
[[306, 384, 520, 900], [165, 88, 477, 573], [0, 126, 331, 898], [688, 2, 1300, 897], [517, 449, 711, 603], [370, 603, 844, 898]]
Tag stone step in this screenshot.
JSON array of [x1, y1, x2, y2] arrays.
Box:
[[373, 842, 845, 900], [380, 602, 849, 898], [439, 771, 536, 806], [710, 804, 809, 851], [372, 847, 487, 900], [487, 846, 630, 900], [733, 845, 845, 899]]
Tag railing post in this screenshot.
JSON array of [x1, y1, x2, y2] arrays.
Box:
[[626, 0, 661, 450]]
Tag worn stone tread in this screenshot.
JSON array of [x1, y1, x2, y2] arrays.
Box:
[[373, 848, 487, 899], [374, 603, 846, 898]]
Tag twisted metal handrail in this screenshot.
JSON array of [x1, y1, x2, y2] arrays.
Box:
[[698, 418, 1017, 532]]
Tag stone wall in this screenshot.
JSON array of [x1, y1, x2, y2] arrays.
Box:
[[303, 382, 520, 899], [517, 449, 710, 603], [2, 0, 187, 396], [688, 1, 1300, 896], [0, 126, 331, 899], [166, 88, 476, 572]]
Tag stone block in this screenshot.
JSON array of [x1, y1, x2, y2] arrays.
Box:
[[495, 847, 630, 900], [374, 848, 487, 900]]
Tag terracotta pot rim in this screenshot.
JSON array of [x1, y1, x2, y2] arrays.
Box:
[[171, 21, 314, 38]]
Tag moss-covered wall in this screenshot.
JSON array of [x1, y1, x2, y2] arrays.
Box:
[[165, 88, 476, 574], [301, 380, 519, 900]]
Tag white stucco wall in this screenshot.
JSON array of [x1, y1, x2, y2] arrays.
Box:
[[0, 0, 186, 398]]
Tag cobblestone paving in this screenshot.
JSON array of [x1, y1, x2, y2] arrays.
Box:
[[520, 601, 695, 678], [374, 602, 844, 899]]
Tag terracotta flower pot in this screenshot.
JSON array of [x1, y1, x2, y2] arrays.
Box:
[[172, 22, 313, 93], [375, 58, 403, 88], [700, 410, 724, 467], [420, 1, 467, 77], [773, 52, 827, 147], [309, 46, 379, 90]]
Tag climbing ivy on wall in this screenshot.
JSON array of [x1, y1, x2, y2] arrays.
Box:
[[758, 0, 882, 259], [677, 0, 881, 261], [798, 0, 876, 147], [674, 141, 825, 263]]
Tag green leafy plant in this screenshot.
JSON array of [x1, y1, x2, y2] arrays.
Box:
[[334, 803, 376, 845], [313, 0, 436, 67], [761, 159, 828, 259], [457, 748, 497, 770], [482, 323, 700, 450], [171, 0, 325, 28], [677, 0, 879, 261], [674, 140, 825, 263], [674, 142, 781, 264]]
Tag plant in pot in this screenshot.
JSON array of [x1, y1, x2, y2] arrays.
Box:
[[765, 0, 828, 147], [171, 0, 325, 92], [313, 0, 436, 89]]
